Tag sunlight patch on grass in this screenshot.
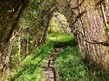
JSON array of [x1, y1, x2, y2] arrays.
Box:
[[47, 32, 75, 43]]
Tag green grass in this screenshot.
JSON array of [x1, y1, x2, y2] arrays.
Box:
[[9, 32, 109, 81], [9, 39, 55, 81], [54, 34, 109, 81], [47, 32, 75, 42]]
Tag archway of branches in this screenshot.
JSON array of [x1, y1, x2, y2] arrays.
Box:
[[1, 0, 109, 80]]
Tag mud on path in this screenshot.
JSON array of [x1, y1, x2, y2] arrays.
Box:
[[43, 47, 62, 81]]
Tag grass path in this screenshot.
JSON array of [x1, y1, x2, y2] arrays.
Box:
[[43, 47, 62, 81], [9, 32, 109, 81]]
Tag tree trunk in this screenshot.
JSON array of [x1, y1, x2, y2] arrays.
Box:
[[71, 0, 109, 71], [56, 0, 109, 71], [0, 0, 29, 79]]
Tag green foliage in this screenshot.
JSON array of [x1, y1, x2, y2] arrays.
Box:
[[47, 32, 75, 42], [9, 39, 55, 81], [11, 40, 21, 69], [9, 32, 109, 81], [48, 12, 68, 33], [54, 42, 109, 81]]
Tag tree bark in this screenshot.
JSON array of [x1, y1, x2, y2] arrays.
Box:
[[0, 0, 29, 79], [71, 0, 109, 71], [56, 0, 109, 71]]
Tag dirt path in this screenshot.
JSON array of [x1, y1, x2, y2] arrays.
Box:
[[43, 47, 62, 81]]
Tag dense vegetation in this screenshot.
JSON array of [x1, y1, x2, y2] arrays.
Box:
[[9, 37, 55, 81], [8, 32, 109, 81], [0, 0, 109, 80], [54, 38, 109, 81]]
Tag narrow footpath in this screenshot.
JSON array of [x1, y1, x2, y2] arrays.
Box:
[[43, 47, 62, 81]]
